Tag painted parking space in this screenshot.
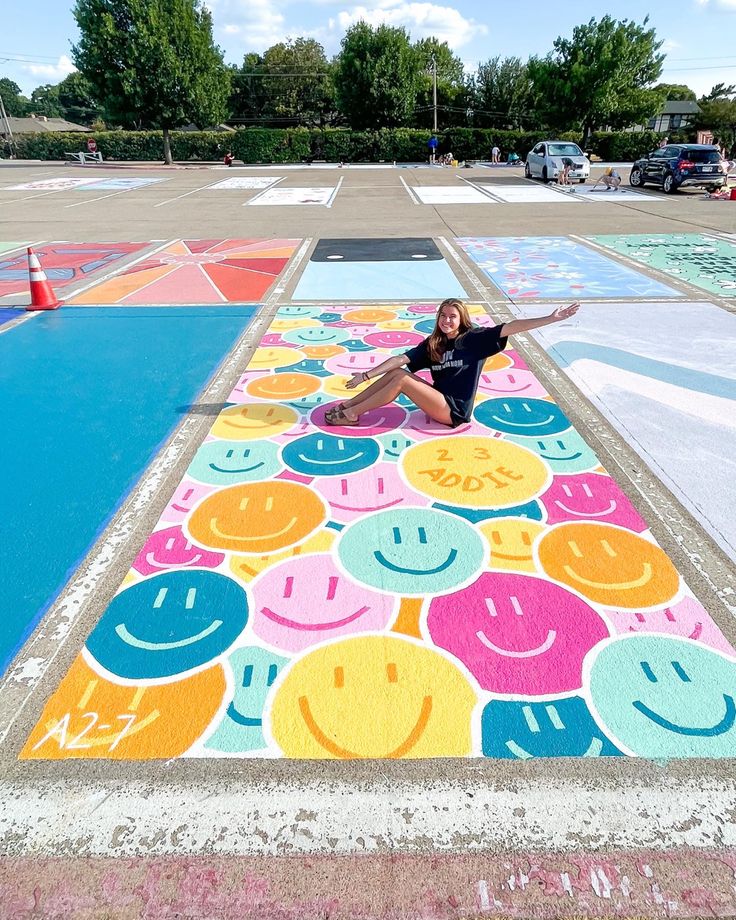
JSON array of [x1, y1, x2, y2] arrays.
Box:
[[22, 302, 736, 762], [0, 307, 24, 330], [246, 187, 338, 206], [456, 236, 682, 299], [593, 233, 736, 296], [472, 184, 581, 204], [2, 177, 116, 191], [292, 238, 467, 300], [0, 242, 149, 300], [410, 186, 493, 205], [70, 238, 301, 304], [0, 242, 26, 255], [0, 305, 258, 677], [71, 178, 166, 191], [209, 177, 283, 190]]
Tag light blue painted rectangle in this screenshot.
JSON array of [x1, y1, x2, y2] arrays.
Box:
[[77, 178, 166, 191], [292, 259, 467, 301], [456, 236, 681, 299], [0, 305, 257, 674]]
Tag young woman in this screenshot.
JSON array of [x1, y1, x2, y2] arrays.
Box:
[[324, 298, 579, 427]]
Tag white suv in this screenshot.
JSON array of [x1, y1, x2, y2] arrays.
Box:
[[525, 141, 591, 183]]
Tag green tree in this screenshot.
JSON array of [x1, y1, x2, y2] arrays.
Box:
[[30, 84, 64, 118], [0, 78, 31, 117], [228, 54, 266, 123], [695, 96, 736, 148], [57, 72, 101, 124], [528, 16, 664, 141], [72, 0, 231, 163], [334, 22, 421, 129], [700, 83, 736, 103], [413, 38, 467, 128], [472, 56, 535, 129], [653, 82, 696, 102], [259, 39, 335, 125]]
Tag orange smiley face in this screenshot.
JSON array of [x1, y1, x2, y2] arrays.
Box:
[[301, 344, 346, 359], [21, 655, 225, 760], [188, 480, 327, 554], [245, 373, 321, 401], [211, 403, 298, 440], [483, 353, 513, 372], [537, 522, 680, 609]]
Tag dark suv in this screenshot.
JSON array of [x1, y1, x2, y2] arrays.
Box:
[[629, 144, 727, 194]]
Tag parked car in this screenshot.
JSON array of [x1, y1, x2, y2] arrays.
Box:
[[629, 144, 727, 194], [525, 141, 591, 183]]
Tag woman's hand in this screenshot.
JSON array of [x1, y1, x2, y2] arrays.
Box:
[[550, 302, 580, 322], [345, 372, 366, 390]]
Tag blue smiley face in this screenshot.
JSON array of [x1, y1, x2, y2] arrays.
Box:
[[342, 338, 373, 352], [432, 499, 544, 524], [287, 392, 331, 414], [482, 696, 622, 759], [317, 311, 343, 323], [414, 318, 436, 335], [474, 398, 571, 436], [86, 570, 248, 680], [282, 327, 350, 346], [338, 507, 485, 596], [281, 358, 331, 378], [588, 635, 736, 758], [204, 645, 287, 753], [378, 432, 415, 461], [505, 431, 598, 474], [281, 432, 380, 477], [188, 439, 282, 486], [277, 306, 322, 318]]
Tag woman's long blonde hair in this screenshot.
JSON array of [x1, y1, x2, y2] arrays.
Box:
[[427, 298, 474, 362]]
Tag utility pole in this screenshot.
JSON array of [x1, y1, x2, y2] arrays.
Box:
[[0, 93, 15, 159], [431, 54, 438, 133]]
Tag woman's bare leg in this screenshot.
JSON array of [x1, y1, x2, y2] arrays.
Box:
[[341, 368, 405, 410], [343, 370, 452, 426]]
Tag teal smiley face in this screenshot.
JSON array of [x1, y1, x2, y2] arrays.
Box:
[[287, 392, 331, 414], [505, 431, 599, 474], [204, 645, 287, 753], [378, 432, 415, 462], [188, 439, 282, 486], [282, 327, 350, 346], [587, 635, 736, 758], [474, 398, 571, 437], [277, 306, 322, 318], [337, 507, 485, 596]]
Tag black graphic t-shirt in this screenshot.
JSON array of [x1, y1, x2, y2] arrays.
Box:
[[403, 325, 508, 426]]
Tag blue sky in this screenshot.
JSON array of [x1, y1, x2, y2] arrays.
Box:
[[3, 0, 735, 98]]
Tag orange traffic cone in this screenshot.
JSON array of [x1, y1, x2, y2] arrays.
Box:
[[26, 247, 61, 311]]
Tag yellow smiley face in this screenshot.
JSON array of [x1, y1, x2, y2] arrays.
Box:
[[402, 436, 549, 509], [229, 528, 336, 581], [269, 635, 477, 758], [537, 522, 680, 609], [322, 374, 371, 399], [377, 319, 415, 331], [249, 347, 304, 370], [211, 403, 298, 440], [245, 373, 321, 401], [343, 309, 396, 324], [480, 518, 546, 572], [189, 481, 327, 554], [269, 317, 320, 332], [301, 344, 346, 360]]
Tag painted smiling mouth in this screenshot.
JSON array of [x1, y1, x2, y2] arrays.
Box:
[[492, 550, 533, 561], [209, 517, 298, 542], [563, 563, 652, 591], [208, 462, 265, 474], [115, 620, 223, 650], [374, 548, 457, 575], [223, 419, 282, 429], [633, 694, 736, 737], [298, 694, 433, 758], [492, 414, 555, 428], [261, 605, 370, 631], [553, 500, 617, 517], [226, 703, 263, 727], [541, 452, 582, 461], [505, 736, 604, 759], [485, 384, 532, 393], [297, 453, 363, 465], [476, 629, 556, 658], [331, 498, 402, 512], [144, 552, 203, 569]]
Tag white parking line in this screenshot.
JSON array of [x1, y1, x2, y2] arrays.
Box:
[[65, 189, 134, 209], [62, 239, 176, 300], [399, 175, 420, 204], [244, 177, 286, 206], [326, 176, 344, 208], [153, 180, 222, 208]]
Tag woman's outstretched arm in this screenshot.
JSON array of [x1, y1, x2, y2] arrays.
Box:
[[345, 353, 410, 390], [499, 302, 579, 338]]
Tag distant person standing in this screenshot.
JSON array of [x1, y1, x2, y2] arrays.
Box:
[[491, 143, 500, 164], [659, 136, 668, 149], [428, 135, 439, 164]]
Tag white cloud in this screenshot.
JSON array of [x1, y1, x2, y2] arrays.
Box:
[[661, 39, 680, 53], [207, 0, 287, 51], [694, 0, 736, 8], [22, 54, 76, 81], [333, 1, 487, 47]]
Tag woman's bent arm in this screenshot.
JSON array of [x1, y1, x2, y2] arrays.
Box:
[[345, 353, 410, 389]]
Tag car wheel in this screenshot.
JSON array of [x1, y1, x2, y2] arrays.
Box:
[[524, 162, 532, 179], [629, 168, 644, 187], [662, 173, 678, 194], [542, 166, 549, 184]]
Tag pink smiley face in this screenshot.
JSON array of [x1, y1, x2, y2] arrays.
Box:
[[324, 352, 386, 376], [273, 419, 312, 443], [310, 403, 407, 437], [364, 331, 425, 349], [132, 525, 225, 576], [427, 571, 610, 695], [405, 409, 472, 439], [160, 480, 215, 523], [607, 595, 736, 655], [408, 304, 438, 314], [314, 462, 428, 523], [251, 554, 396, 652], [477, 369, 547, 398], [541, 473, 647, 531], [260, 333, 295, 347]]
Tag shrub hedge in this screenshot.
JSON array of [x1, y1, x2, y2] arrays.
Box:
[[6, 126, 699, 163]]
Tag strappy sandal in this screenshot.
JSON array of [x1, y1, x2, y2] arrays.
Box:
[[324, 406, 359, 426], [324, 403, 346, 423]]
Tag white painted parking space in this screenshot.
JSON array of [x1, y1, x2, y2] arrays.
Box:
[[412, 185, 494, 204], [246, 184, 339, 206]]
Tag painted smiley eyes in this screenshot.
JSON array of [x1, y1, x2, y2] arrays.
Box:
[[242, 664, 278, 688], [485, 596, 525, 617], [282, 576, 339, 601], [333, 663, 398, 688], [640, 660, 692, 684], [392, 527, 428, 545], [567, 539, 618, 558], [490, 530, 532, 547], [561, 483, 594, 499]]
